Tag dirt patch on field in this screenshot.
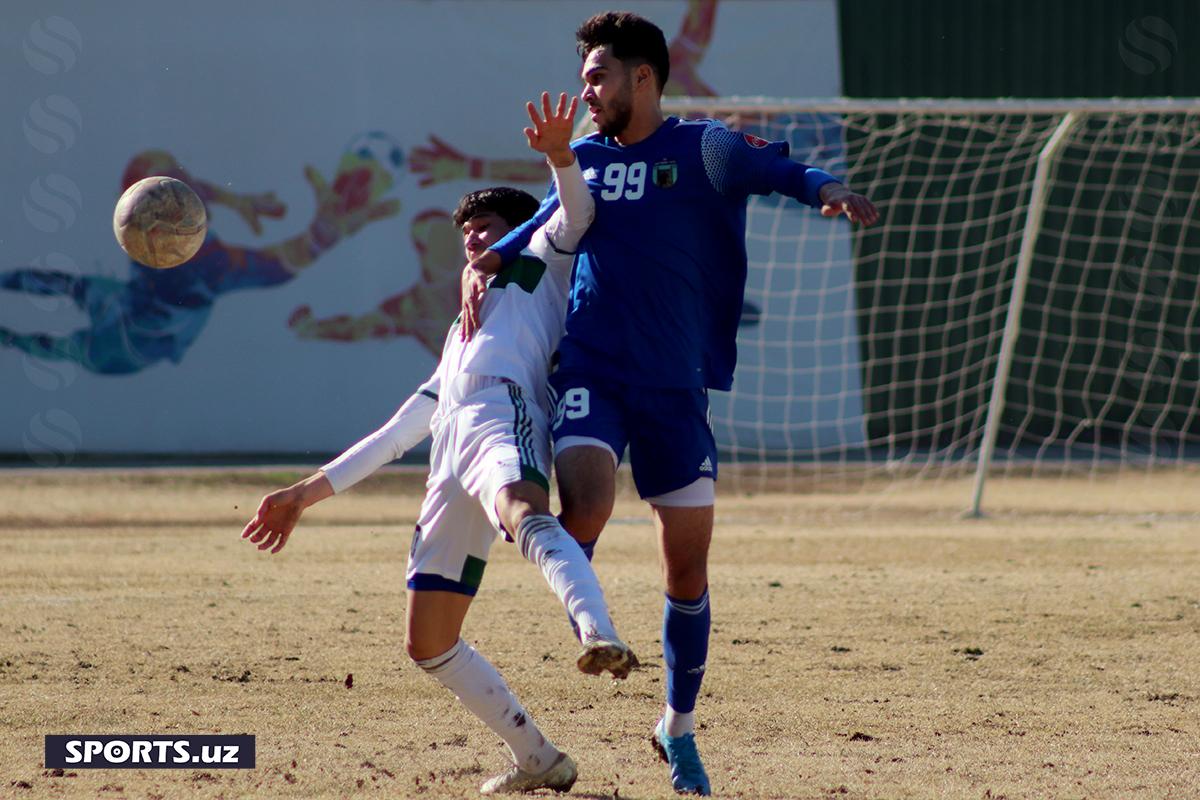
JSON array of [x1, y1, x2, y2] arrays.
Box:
[[0, 469, 1197, 798]]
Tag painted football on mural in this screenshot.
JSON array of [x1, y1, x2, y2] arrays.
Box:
[[113, 176, 207, 269]]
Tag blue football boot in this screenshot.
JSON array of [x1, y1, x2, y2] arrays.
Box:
[[651, 719, 711, 796]]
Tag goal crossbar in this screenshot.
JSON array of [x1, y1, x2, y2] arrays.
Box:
[[664, 97, 1200, 115]]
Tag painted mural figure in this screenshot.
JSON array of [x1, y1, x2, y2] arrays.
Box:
[[289, 0, 722, 355], [0, 1, 723, 374], [0, 148, 399, 374], [287, 143, 551, 354]]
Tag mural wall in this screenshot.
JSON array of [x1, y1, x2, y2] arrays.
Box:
[[2, 0, 847, 458]]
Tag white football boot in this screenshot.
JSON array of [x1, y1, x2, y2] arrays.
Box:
[[480, 751, 577, 795], [575, 633, 638, 679]]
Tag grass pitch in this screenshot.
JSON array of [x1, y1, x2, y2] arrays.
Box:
[[1, 468, 1197, 798]]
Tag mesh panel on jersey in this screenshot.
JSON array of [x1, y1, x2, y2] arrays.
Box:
[[700, 122, 740, 194]]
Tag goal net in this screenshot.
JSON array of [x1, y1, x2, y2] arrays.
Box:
[[660, 98, 1200, 510]]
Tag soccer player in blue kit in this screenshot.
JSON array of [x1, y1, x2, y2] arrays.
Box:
[[462, 11, 879, 796]]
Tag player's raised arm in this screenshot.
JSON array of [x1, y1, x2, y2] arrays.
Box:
[[525, 92, 594, 266], [459, 93, 581, 339], [524, 91, 579, 168]]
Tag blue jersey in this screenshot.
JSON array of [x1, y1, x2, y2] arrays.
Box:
[[491, 117, 837, 391]]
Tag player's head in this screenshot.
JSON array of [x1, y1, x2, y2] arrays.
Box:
[[576, 11, 669, 137], [452, 187, 539, 260]]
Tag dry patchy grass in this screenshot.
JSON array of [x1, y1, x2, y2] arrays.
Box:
[[0, 468, 1198, 799]]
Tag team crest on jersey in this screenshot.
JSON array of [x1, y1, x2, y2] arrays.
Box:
[[743, 133, 769, 149], [653, 160, 678, 188]]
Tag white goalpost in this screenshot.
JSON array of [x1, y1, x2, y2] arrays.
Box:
[[660, 97, 1200, 514]]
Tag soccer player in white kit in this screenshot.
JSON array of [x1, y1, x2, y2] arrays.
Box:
[[241, 93, 633, 795]]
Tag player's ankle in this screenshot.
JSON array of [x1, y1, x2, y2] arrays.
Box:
[[663, 707, 695, 737], [576, 613, 618, 643]]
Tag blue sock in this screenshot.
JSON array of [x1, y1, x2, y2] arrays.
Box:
[[663, 590, 710, 716], [578, 538, 596, 562], [556, 515, 597, 562], [559, 518, 596, 639]]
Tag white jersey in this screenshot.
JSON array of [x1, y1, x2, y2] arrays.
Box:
[[321, 159, 593, 493], [431, 216, 575, 421]]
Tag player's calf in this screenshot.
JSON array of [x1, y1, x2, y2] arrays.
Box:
[[555, 443, 618, 543], [415, 638, 564, 787]]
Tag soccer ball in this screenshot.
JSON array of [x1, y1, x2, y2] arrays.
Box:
[[113, 176, 207, 269]]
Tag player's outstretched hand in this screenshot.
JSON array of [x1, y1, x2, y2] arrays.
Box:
[[819, 183, 880, 227], [524, 92, 578, 167], [241, 474, 333, 555], [241, 488, 305, 554]]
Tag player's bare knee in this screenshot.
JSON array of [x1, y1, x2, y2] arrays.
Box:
[[406, 632, 450, 663], [558, 504, 608, 543], [661, 527, 711, 597], [557, 482, 614, 541], [495, 480, 551, 534], [664, 561, 709, 600], [404, 635, 426, 662]]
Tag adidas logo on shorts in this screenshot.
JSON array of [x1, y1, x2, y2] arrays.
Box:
[[698, 456, 713, 474]]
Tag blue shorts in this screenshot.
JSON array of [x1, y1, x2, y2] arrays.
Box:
[[548, 370, 717, 499]]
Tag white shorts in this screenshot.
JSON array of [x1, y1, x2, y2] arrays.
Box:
[[407, 382, 551, 596]]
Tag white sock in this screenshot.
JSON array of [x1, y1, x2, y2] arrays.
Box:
[[663, 705, 696, 737], [416, 639, 560, 773], [516, 514, 617, 641]]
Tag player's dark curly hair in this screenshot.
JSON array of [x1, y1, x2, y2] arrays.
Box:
[[576, 11, 670, 93], [452, 187, 540, 229]]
